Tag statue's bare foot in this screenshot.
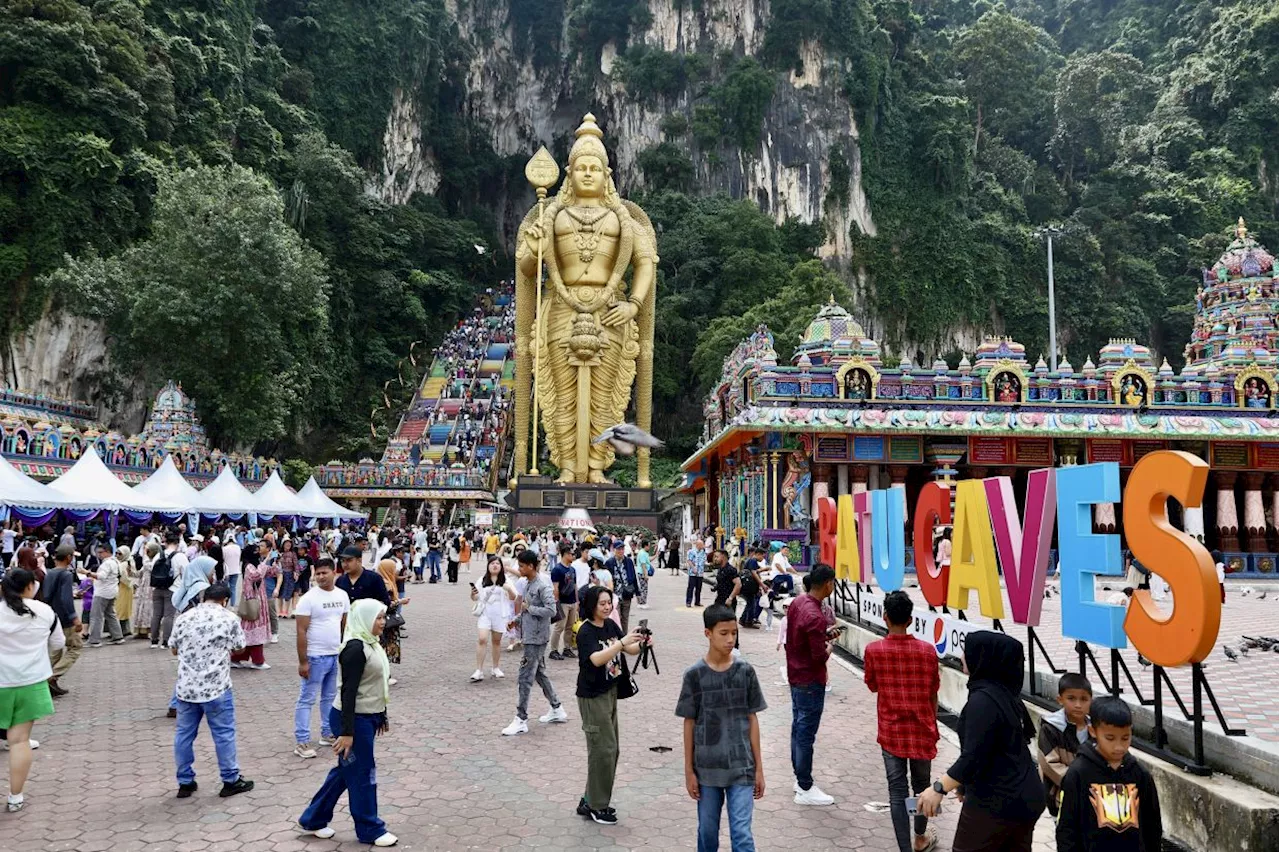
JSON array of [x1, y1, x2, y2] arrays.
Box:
[[555, 467, 576, 484], [588, 470, 612, 484]]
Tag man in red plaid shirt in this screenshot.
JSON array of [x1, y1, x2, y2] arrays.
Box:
[[864, 590, 940, 852]]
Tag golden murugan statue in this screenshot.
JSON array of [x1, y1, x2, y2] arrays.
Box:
[[511, 113, 657, 487]]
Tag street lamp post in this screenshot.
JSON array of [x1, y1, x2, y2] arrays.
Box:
[[1036, 225, 1063, 372]]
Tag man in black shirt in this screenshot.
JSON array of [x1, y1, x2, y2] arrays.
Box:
[[44, 545, 82, 695], [712, 549, 740, 609], [740, 544, 765, 627], [335, 546, 390, 607]]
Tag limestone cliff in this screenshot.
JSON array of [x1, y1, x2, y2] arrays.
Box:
[[381, 0, 875, 257]]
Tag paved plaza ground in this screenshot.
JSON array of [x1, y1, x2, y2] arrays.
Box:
[[8, 569, 1070, 852]]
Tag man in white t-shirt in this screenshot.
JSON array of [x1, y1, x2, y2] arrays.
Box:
[[570, 542, 592, 591], [221, 537, 242, 603], [291, 557, 350, 758]]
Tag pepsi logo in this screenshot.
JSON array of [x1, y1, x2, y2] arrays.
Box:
[[932, 619, 947, 655]]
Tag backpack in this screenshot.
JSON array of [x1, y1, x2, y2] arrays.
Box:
[[150, 552, 174, 590]]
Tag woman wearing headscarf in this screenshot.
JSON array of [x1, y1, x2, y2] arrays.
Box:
[[298, 599, 397, 847], [171, 555, 216, 616], [374, 559, 406, 680], [916, 631, 1044, 852], [132, 542, 160, 640], [112, 546, 135, 635], [277, 539, 300, 621], [229, 547, 272, 670]]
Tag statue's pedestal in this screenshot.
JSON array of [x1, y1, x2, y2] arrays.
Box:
[[505, 476, 658, 532]]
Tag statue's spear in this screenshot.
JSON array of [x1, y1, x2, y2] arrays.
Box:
[[524, 146, 559, 476]]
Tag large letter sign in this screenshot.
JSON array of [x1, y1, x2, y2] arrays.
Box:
[[984, 469, 1056, 627], [835, 494, 860, 580], [816, 496, 837, 569], [1057, 463, 1127, 648], [1123, 451, 1219, 666], [947, 479, 1004, 618], [912, 481, 952, 606], [870, 488, 906, 591]]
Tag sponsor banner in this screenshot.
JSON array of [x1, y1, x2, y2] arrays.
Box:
[[857, 585, 981, 660], [474, 510, 494, 526]]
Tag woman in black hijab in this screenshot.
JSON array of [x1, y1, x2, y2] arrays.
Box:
[[916, 631, 1044, 851]]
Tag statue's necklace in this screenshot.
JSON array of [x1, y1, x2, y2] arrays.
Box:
[[566, 206, 609, 264]]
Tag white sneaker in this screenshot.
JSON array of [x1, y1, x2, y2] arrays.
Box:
[[794, 785, 835, 806], [491, 667, 505, 678], [270, 634, 279, 644], [308, 826, 336, 839], [469, 669, 484, 682], [252, 663, 271, 670], [501, 717, 529, 736], [539, 705, 569, 724], [317, 736, 334, 747], [388, 678, 398, 686], [293, 743, 317, 759], [0, 738, 37, 751], [373, 833, 398, 847]]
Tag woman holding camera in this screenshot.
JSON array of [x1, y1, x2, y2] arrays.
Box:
[[574, 585, 645, 826]]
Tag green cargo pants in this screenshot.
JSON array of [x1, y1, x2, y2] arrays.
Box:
[[578, 690, 619, 810]]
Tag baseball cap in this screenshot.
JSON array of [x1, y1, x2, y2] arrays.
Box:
[[340, 545, 363, 559]]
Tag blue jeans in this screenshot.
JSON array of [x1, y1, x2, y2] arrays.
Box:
[[299, 708, 387, 843], [697, 784, 756, 852], [427, 550, 441, 581], [294, 654, 339, 745], [790, 684, 826, 790], [413, 556, 424, 581], [174, 689, 240, 785], [226, 575, 239, 603]]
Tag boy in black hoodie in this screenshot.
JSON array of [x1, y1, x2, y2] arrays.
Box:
[[1039, 672, 1092, 816], [1056, 696, 1162, 852]]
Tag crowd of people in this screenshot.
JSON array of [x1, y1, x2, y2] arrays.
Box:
[[0, 518, 1166, 852]]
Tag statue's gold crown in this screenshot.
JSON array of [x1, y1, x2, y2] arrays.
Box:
[[569, 112, 609, 166]]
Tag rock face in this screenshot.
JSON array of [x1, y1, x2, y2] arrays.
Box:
[[378, 0, 876, 260], [2, 306, 149, 431]]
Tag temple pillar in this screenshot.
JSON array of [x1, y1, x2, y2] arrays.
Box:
[[770, 452, 786, 530], [1181, 506, 1206, 544], [836, 464, 849, 496], [1243, 472, 1267, 552], [889, 465, 910, 527], [429, 500, 442, 526], [811, 462, 831, 524], [1215, 471, 1239, 551], [967, 467, 989, 481], [851, 465, 869, 496]]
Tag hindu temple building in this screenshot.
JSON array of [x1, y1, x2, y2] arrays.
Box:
[[0, 380, 277, 486], [681, 219, 1280, 575]]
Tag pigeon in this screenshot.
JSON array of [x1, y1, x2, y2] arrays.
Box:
[[593, 423, 666, 456], [1222, 644, 1239, 662], [1137, 654, 1151, 668], [1259, 590, 1268, 600], [1240, 586, 1253, 597]]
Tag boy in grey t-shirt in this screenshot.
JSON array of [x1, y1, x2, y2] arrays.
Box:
[[676, 604, 767, 852]]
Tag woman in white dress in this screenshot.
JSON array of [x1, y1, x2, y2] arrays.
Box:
[[469, 556, 515, 682]]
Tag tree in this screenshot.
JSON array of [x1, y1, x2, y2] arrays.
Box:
[[48, 164, 332, 445], [955, 9, 1062, 157], [1050, 51, 1154, 189]]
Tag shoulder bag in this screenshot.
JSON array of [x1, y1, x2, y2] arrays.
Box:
[[616, 652, 638, 700], [235, 578, 261, 623]]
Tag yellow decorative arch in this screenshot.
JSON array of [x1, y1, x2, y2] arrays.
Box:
[[983, 359, 1028, 403], [1234, 364, 1277, 410], [1111, 360, 1155, 406], [835, 358, 880, 400]]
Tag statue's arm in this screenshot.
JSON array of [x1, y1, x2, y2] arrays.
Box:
[[627, 225, 656, 306]]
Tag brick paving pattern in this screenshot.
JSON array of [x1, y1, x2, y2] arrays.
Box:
[[7, 570, 1062, 851]]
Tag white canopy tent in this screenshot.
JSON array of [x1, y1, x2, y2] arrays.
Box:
[[296, 477, 365, 521], [0, 454, 102, 511], [46, 446, 184, 513], [131, 456, 201, 513], [245, 470, 312, 517], [195, 465, 260, 517]]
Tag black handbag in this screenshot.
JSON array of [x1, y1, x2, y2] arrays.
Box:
[[616, 654, 638, 700], [384, 606, 405, 630]]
